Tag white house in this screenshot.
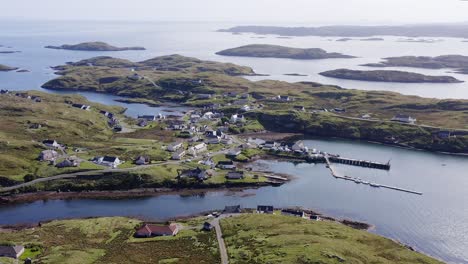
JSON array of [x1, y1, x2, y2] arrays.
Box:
[[230, 114, 245, 123], [167, 142, 183, 152], [264, 141, 279, 149], [188, 143, 207, 156], [95, 156, 122, 168], [391, 114, 417, 124], [240, 105, 251, 112], [291, 141, 306, 152]]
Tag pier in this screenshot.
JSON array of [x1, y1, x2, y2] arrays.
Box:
[[307, 154, 390, 170], [324, 155, 422, 195]]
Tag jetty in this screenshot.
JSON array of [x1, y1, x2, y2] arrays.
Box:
[[324, 155, 422, 195], [307, 154, 390, 170]]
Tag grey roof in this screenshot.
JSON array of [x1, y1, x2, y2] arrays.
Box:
[[0, 245, 24, 256], [102, 156, 118, 162]]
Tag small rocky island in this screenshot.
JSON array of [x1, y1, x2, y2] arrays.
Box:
[[320, 69, 463, 83], [363, 55, 468, 74], [216, 44, 355, 59], [0, 64, 19, 72], [45, 41, 146, 51]]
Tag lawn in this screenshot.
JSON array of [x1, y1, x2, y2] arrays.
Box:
[[0, 217, 220, 264], [220, 214, 442, 264]]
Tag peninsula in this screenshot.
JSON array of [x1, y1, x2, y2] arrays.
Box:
[[38, 54, 468, 155], [319, 69, 463, 83], [45, 41, 146, 51], [362, 55, 468, 74], [219, 24, 468, 38], [0, 64, 18, 71], [0, 213, 441, 264], [216, 44, 355, 59]]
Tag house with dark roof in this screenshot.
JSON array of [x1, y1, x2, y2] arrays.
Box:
[[178, 167, 208, 181], [293, 105, 306, 112], [226, 149, 242, 158], [281, 209, 306, 218], [135, 156, 150, 165], [257, 205, 274, 214], [72, 103, 91, 110], [137, 119, 148, 127], [217, 160, 236, 170], [135, 223, 179, 237], [224, 205, 241, 213], [276, 95, 290, 101], [138, 115, 157, 121], [0, 245, 24, 259], [203, 222, 214, 231], [56, 159, 79, 168], [43, 139, 59, 148]]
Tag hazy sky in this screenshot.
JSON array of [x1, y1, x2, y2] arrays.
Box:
[[3, 0, 468, 24]]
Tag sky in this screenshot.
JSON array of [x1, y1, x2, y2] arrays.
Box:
[[2, 0, 468, 25]]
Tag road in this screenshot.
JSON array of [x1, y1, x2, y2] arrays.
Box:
[[210, 214, 240, 264]]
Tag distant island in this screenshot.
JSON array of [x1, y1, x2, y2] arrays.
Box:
[[319, 69, 463, 83], [284, 73, 308, 76], [219, 24, 468, 38], [0, 51, 21, 54], [0, 64, 18, 72], [216, 44, 355, 60], [360, 38, 384, 41], [362, 55, 468, 74], [45, 41, 146, 51]]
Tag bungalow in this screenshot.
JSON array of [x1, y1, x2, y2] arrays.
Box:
[[72, 103, 91, 110], [206, 137, 221, 144], [257, 205, 274, 214], [190, 114, 201, 123], [172, 149, 186, 160], [226, 149, 242, 158], [137, 119, 148, 127], [203, 222, 214, 231], [217, 160, 236, 170], [435, 130, 453, 139], [391, 114, 417, 124], [43, 139, 59, 148], [138, 115, 156, 121], [310, 215, 321, 221], [56, 159, 79, 168], [223, 91, 238, 98], [188, 143, 207, 156], [135, 156, 150, 165], [276, 95, 290, 101], [167, 142, 183, 152], [178, 167, 208, 181], [281, 209, 306, 218], [361, 114, 371, 119], [135, 223, 179, 238], [197, 94, 212, 100], [39, 150, 59, 162], [230, 114, 245, 123], [293, 105, 306, 112], [0, 245, 24, 259], [233, 99, 249, 105], [226, 171, 244, 180], [94, 156, 122, 168], [223, 205, 241, 213], [128, 73, 142, 81], [291, 141, 307, 153], [264, 141, 279, 149], [240, 105, 251, 112], [334, 108, 346, 113]]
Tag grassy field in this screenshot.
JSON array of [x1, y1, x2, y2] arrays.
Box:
[[0, 217, 219, 264], [220, 214, 442, 264]]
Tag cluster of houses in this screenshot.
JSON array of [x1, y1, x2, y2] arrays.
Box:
[[221, 205, 321, 221], [71, 103, 91, 110], [5, 92, 43, 102]]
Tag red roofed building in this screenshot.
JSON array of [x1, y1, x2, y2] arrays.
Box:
[[135, 223, 179, 238]]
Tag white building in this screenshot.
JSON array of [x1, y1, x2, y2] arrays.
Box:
[[188, 143, 207, 156], [391, 114, 417, 124], [95, 156, 122, 168], [167, 142, 183, 152], [42, 139, 60, 148]]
